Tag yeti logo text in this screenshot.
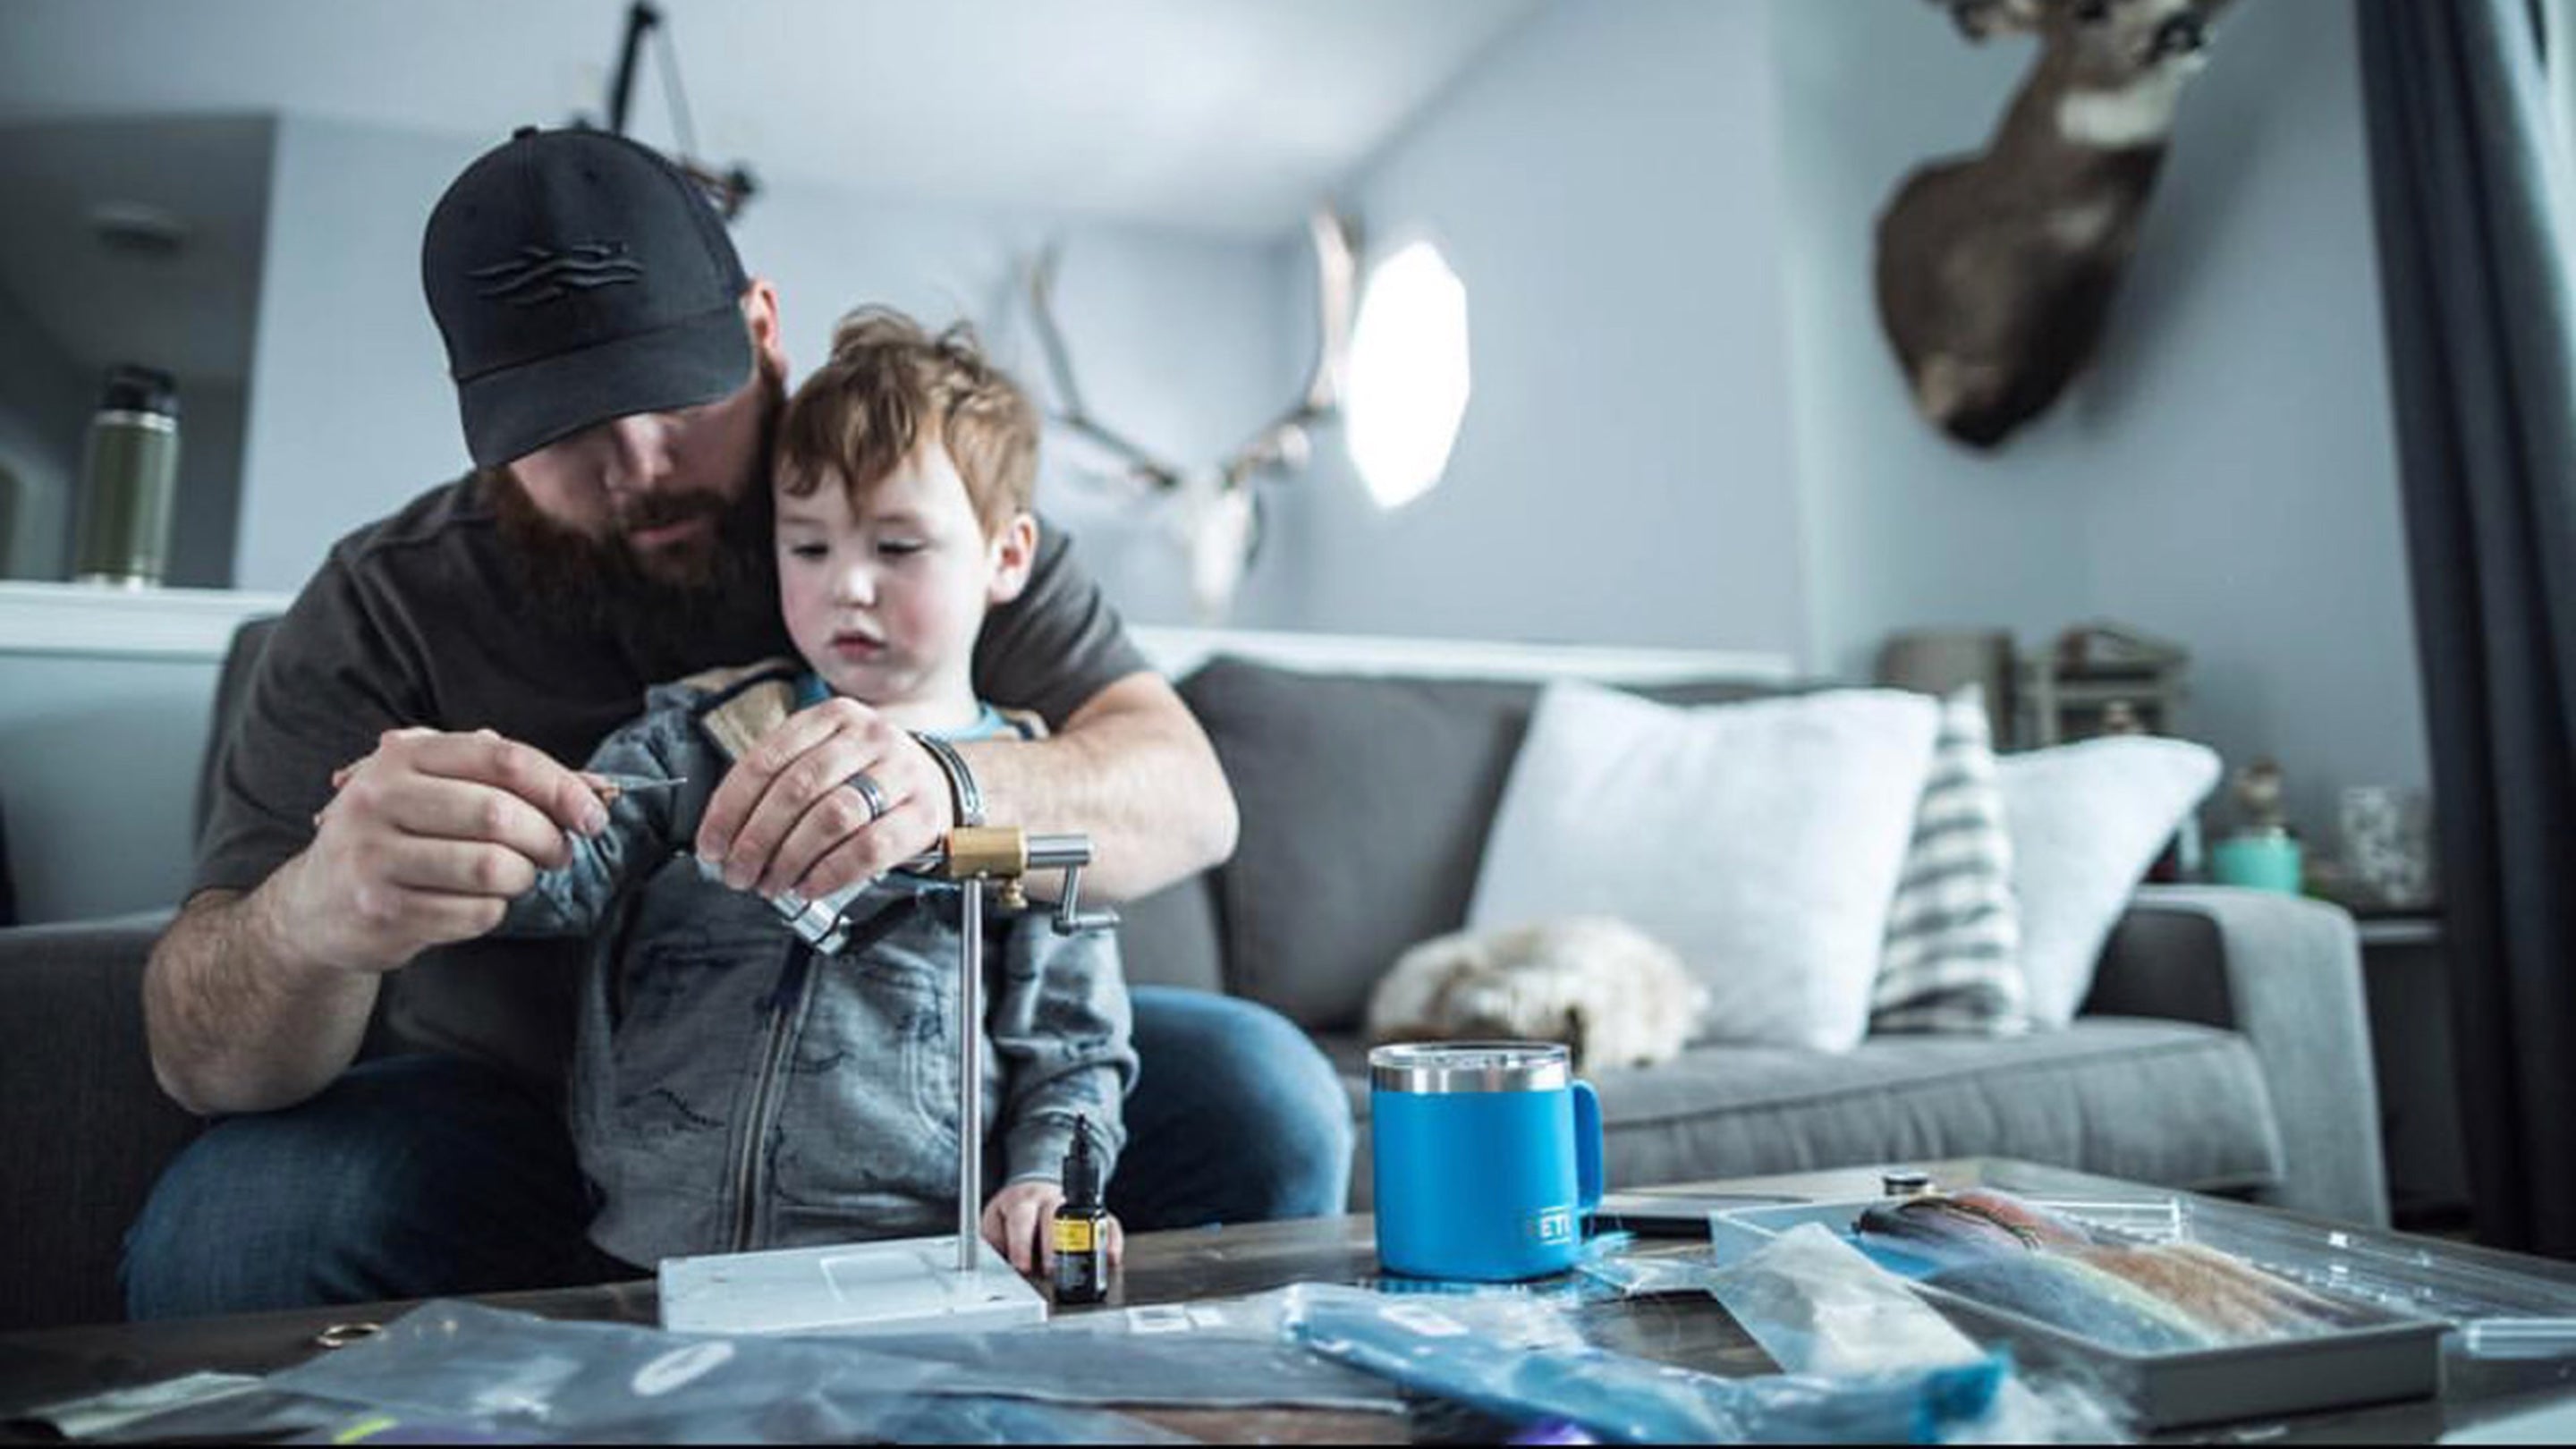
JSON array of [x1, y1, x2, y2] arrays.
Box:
[[470, 242, 645, 307], [1526, 1207, 1575, 1245]]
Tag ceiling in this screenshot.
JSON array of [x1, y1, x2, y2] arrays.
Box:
[[0, 0, 1547, 236], [0, 114, 272, 386]]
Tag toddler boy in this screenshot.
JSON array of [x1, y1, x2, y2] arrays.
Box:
[[499, 308, 1133, 1272]]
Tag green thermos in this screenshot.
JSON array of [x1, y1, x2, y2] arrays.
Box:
[[72, 365, 181, 587]]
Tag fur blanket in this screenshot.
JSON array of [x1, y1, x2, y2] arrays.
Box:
[[1365, 917, 1706, 1072]]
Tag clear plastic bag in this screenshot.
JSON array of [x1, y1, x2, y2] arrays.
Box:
[[1704, 1224, 1987, 1376], [263, 1296, 1398, 1442], [1583, 1232, 2133, 1443], [835, 1316, 1399, 1409], [1276, 1282, 2004, 1444], [278, 1394, 1190, 1445], [10, 1381, 354, 1444]]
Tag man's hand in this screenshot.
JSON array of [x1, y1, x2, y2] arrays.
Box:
[[281, 726, 607, 975], [981, 1179, 1124, 1275], [694, 697, 952, 901], [144, 725, 604, 1115]]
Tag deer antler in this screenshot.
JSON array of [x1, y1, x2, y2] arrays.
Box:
[[1216, 208, 1360, 490], [1026, 208, 1360, 622], [1928, 0, 2241, 47], [1023, 207, 1359, 495], [1929, 0, 2049, 40], [1025, 243, 1185, 493]]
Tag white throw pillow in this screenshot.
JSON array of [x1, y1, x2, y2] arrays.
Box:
[[1998, 737, 2222, 1028], [1467, 682, 1940, 1052]]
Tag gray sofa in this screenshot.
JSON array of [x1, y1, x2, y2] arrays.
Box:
[[0, 630, 2388, 1332], [1137, 658, 2385, 1229]]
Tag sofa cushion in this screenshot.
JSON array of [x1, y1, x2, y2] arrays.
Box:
[[1114, 875, 1226, 994], [198, 615, 279, 851], [1178, 657, 1783, 1032], [1324, 1018, 2284, 1210], [0, 911, 201, 1330], [1999, 737, 2222, 1028], [1467, 682, 1939, 1051], [1872, 685, 2026, 1036]]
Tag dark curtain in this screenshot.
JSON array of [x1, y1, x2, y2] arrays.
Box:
[[0, 799, 13, 928], [2356, 0, 2576, 1256]]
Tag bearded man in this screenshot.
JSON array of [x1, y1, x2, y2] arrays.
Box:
[[123, 126, 1350, 1316]]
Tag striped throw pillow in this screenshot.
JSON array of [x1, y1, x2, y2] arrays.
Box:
[[1870, 685, 2029, 1035]]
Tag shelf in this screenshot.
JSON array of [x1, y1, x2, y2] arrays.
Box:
[[0, 580, 292, 662]]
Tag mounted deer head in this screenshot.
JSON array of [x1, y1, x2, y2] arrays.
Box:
[[1876, 0, 2238, 448], [1026, 208, 1359, 621]]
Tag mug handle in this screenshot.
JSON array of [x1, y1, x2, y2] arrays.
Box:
[[1572, 1080, 1603, 1211]]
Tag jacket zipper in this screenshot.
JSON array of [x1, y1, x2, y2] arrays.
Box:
[[730, 942, 820, 1253]]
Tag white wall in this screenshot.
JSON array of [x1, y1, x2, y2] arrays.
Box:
[[2074, 0, 2428, 836], [234, 115, 470, 591], [1770, 0, 2428, 834], [1273, 0, 1809, 657], [164, 378, 246, 588], [0, 283, 86, 580], [1770, 5, 2093, 681], [231, 114, 1303, 630], [735, 182, 1306, 629]]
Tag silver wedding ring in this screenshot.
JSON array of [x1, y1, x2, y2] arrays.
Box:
[[849, 770, 891, 824]]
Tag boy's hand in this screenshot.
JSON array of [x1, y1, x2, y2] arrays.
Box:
[[981, 1180, 1125, 1275]]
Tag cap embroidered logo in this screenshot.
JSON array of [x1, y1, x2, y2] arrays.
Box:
[[470, 242, 646, 307]]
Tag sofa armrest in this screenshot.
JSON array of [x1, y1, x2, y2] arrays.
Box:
[[2084, 886, 2387, 1228], [0, 911, 203, 1330]]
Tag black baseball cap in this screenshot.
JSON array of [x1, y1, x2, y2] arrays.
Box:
[[423, 126, 753, 468]]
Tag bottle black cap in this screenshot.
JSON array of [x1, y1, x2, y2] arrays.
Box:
[[1063, 1116, 1102, 1205], [99, 364, 178, 420]]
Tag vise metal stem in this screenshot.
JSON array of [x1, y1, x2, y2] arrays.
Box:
[[906, 829, 1101, 1275], [958, 875, 983, 1274], [758, 826, 1108, 1276]]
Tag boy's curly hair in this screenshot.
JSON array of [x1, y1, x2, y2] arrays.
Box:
[[776, 306, 1038, 534]]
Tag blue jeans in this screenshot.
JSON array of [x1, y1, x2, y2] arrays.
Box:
[[123, 987, 1352, 1319]]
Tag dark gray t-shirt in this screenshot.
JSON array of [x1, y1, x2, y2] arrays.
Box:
[[195, 473, 1147, 1086]]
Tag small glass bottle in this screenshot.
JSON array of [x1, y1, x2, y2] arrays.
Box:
[[1052, 1116, 1110, 1306]]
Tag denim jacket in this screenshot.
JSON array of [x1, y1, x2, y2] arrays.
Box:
[[502, 660, 1136, 1267]]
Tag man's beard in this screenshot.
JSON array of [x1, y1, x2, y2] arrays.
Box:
[[488, 371, 784, 640]]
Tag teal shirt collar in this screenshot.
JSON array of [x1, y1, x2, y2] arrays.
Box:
[[792, 671, 1012, 741]]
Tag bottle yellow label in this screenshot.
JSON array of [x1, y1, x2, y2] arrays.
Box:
[[1054, 1216, 1096, 1253]]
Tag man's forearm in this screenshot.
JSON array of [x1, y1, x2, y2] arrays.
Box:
[[142, 884, 378, 1116], [958, 674, 1238, 901]]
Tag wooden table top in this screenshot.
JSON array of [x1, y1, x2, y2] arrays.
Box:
[[9, 1160, 2576, 1443], [0, 1209, 1758, 1445]]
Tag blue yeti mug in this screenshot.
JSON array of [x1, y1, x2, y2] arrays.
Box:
[[1369, 1041, 1603, 1281]]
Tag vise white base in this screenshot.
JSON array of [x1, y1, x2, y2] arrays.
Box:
[[658, 1234, 1049, 1336]]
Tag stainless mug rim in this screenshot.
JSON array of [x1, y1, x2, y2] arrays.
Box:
[[1369, 1040, 1571, 1094]]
